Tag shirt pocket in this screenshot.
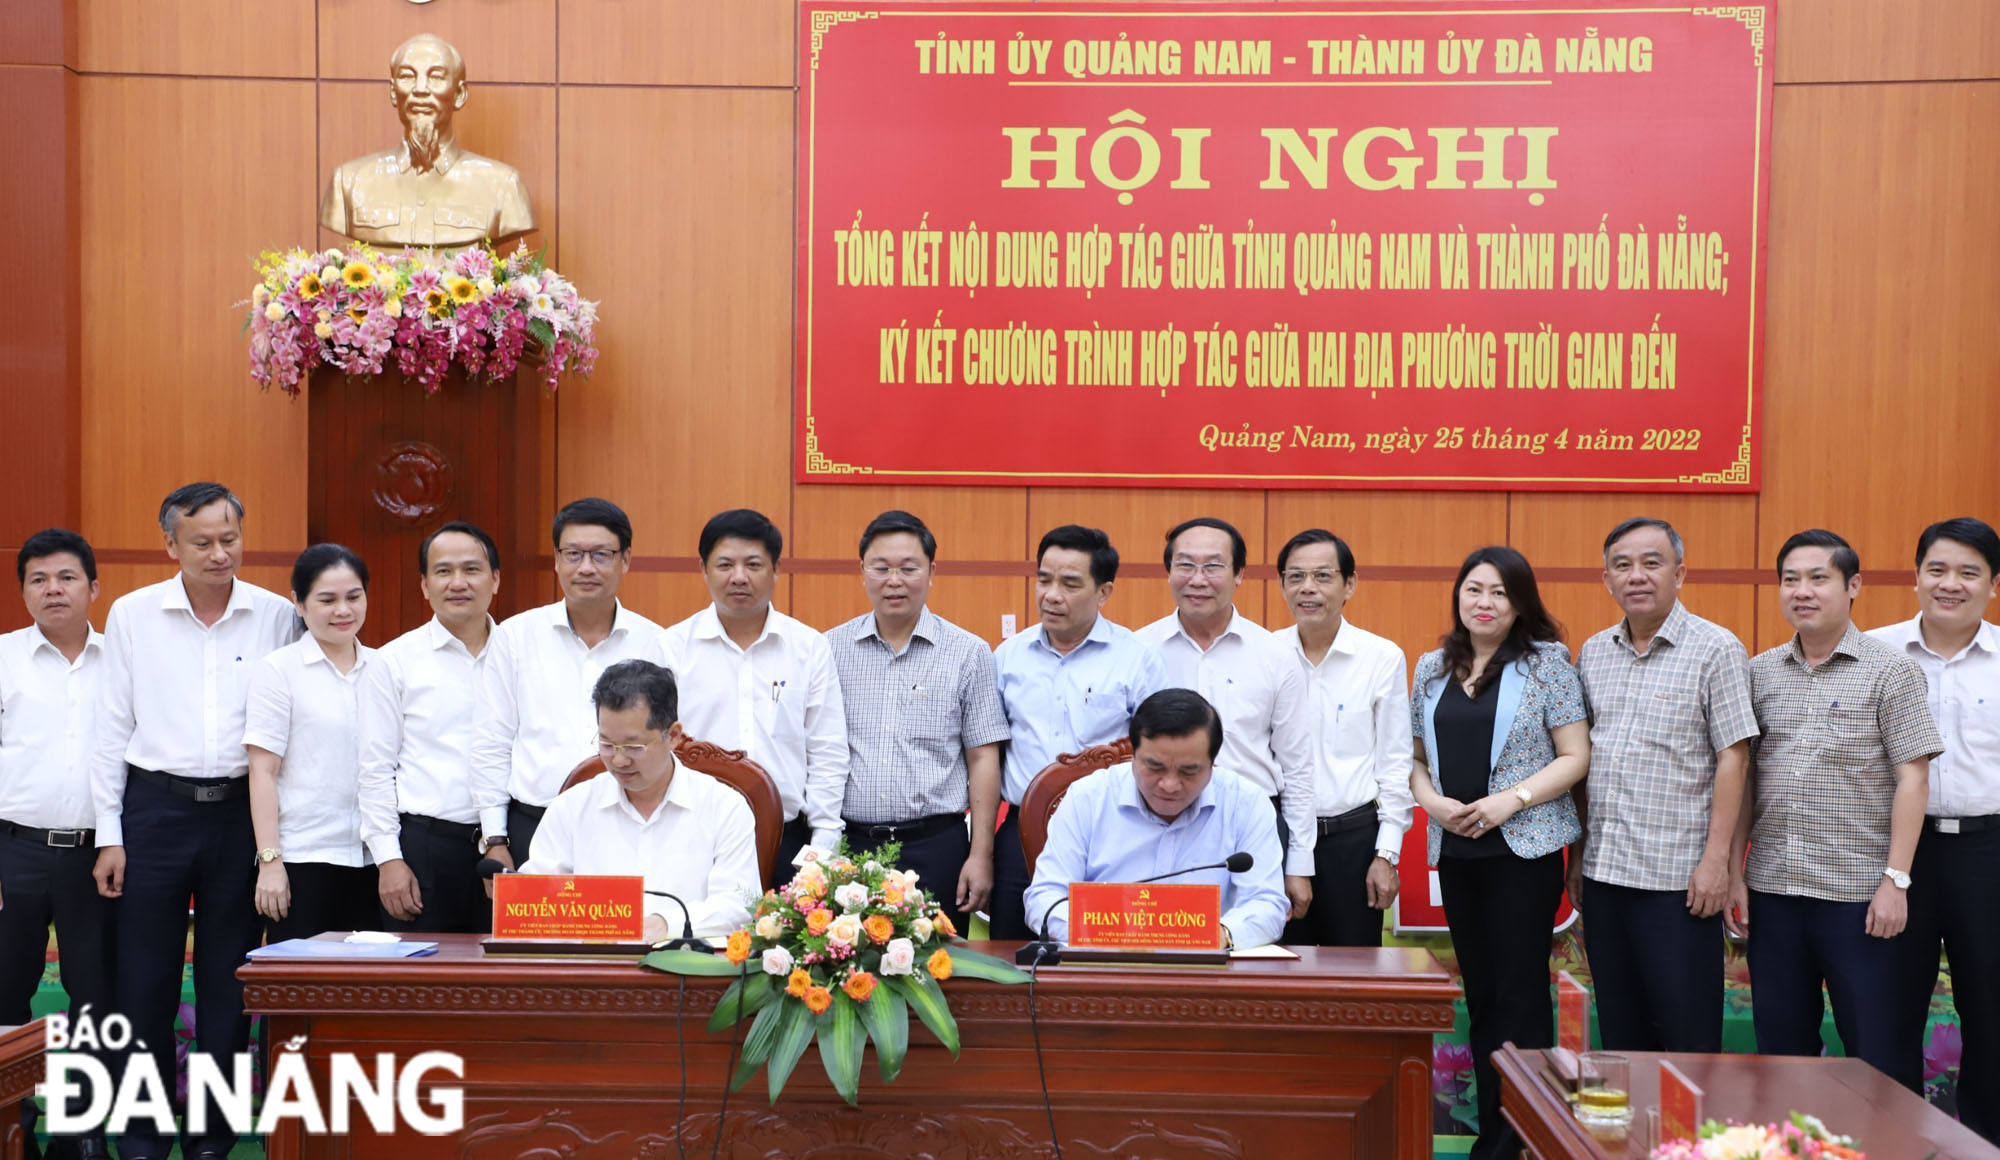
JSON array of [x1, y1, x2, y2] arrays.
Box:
[[893, 685, 957, 746], [753, 680, 807, 745], [1333, 698, 1376, 753], [354, 205, 400, 228], [436, 202, 491, 231], [1826, 703, 1882, 765], [1951, 692, 1997, 767], [1074, 682, 1135, 746]]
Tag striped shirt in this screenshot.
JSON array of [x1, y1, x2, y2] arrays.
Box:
[[1746, 624, 1942, 902], [1576, 602, 1759, 890]]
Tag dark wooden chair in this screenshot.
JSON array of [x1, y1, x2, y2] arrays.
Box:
[[1019, 737, 1133, 879], [559, 736, 785, 885]]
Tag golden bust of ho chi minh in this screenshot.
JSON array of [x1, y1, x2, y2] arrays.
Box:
[[320, 33, 534, 249]]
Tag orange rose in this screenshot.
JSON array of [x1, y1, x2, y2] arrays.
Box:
[[862, 915, 894, 945], [802, 985, 833, 1015], [805, 908, 834, 936], [724, 930, 752, 964], [786, 969, 811, 998], [843, 971, 877, 1002], [926, 949, 953, 980], [882, 884, 905, 905], [934, 912, 957, 938]]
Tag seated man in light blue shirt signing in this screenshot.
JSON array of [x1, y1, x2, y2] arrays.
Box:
[[1025, 689, 1289, 949]]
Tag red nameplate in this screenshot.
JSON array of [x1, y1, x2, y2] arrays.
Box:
[[492, 875, 645, 942], [1659, 1059, 1703, 1142], [1068, 882, 1222, 950], [1557, 970, 1590, 1055]]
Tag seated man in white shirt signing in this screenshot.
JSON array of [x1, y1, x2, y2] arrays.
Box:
[[1025, 689, 1289, 950], [521, 660, 759, 940]]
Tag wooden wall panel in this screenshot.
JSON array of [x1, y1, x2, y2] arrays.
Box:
[[1027, 488, 1267, 571], [555, 86, 794, 559], [77, 0, 313, 78], [1509, 494, 1759, 572], [791, 484, 1028, 563], [613, 571, 718, 632], [789, 574, 1024, 645], [0, 0, 70, 66], [1756, 82, 2000, 573], [78, 76, 317, 557], [558, 0, 794, 88], [318, 0, 557, 84], [1774, 0, 2000, 84], [1266, 492, 1507, 569]]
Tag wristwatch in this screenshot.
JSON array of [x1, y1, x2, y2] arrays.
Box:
[[1375, 848, 1400, 868], [255, 847, 282, 865], [1514, 784, 1535, 808], [1884, 867, 1911, 890], [478, 834, 511, 853]]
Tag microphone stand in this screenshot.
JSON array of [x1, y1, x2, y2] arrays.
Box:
[[1012, 854, 1252, 966], [644, 889, 716, 953]]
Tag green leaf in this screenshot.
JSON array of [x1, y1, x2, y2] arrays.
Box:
[[886, 973, 959, 1059], [815, 993, 866, 1106], [765, 999, 817, 1104], [857, 985, 908, 1083], [707, 971, 777, 1033], [940, 945, 1031, 984], [526, 317, 557, 348], [640, 949, 745, 977], [728, 998, 786, 1093]]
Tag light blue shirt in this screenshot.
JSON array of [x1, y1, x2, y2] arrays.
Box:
[[1024, 762, 1289, 949], [994, 616, 1167, 804]]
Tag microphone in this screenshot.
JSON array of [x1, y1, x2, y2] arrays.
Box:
[[643, 889, 716, 954], [1013, 852, 1254, 966], [477, 857, 511, 880]]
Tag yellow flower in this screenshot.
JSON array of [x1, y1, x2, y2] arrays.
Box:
[[785, 969, 811, 998], [724, 930, 752, 965], [925, 949, 952, 980], [312, 321, 334, 340], [252, 284, 270, 306], [384, 296, 403, 319], [347, 306, 368, 324], [298, 273, 324, 300], [340, 261, 375, 289], [802, 985, 833, 1015], [446, 276, 480, 304], [934, 912, 957, 939], [423, 288, 450, 315], [263, 302, 285, 322]]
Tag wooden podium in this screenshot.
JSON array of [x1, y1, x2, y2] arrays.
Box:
[[242, 935, 1458, 1159], [0, 1022, 44, 1160]]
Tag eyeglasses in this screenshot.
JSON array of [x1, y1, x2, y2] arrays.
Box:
[[558, 548, 621, 567], [1169, 560, 1231, 578], [1281, 569, 1342, 588], [597, 736, 661, 759], [864, 563, 927, 579]]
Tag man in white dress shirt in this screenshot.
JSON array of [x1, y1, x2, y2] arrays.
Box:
[[522, 660, 759, 939], [1870, 517, 2000, 1140], [90, 483, 298, 1160], [0, 530, 109, 1159], [1136, 517, 1316, 923], [360, 522, 502, 932], [471, 498, 667, 873], [660, 509, 848, 887], [1272, 529, 1415, 946]]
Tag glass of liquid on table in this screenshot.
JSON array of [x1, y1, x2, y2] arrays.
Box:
[[1575, 1052, 1633, 1127]]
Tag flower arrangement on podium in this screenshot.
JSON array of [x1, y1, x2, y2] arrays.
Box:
[[1648, 1112, 1867, 1159], [246, 242, 598, 395], [642, 844, 1029, 1105]]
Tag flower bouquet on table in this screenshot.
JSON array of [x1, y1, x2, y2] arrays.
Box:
[[641, 844, 1029, 1105], [1648, 1112, 1868, 1159], [245, 242, 598, 395]]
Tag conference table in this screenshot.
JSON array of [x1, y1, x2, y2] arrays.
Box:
[[1, 1021, 45, 1160], [1494, 1042, 2000, 1160], [241, 935, 1458, 1158]]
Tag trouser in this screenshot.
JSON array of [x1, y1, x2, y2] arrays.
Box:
[[771, 814, 811, 890], [507, 799, 547, 867], [1438, 850, 1565, 1160], [1580, 877, 1724, 1052], [264, 862, 378, 944], [1284, 805, 1384, 947], [114, 770, 258, 1159], [844, 814, 973, 933], [0, 823, 114, 1156], [381, 814, 492, 934], [1897, 820, 2000, 1141], [988, 808, 1032, 939], [1747, 890, 1907, 1080]]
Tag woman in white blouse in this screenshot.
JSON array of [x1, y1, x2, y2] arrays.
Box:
[[247, 544, 377, 942]]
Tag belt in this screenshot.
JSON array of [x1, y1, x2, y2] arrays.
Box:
[[843, 813, 963, 845], [400, 813, 481, 842], [1929, 814, 2000, 835], [510, 799, 548, 822], [129, 765, 248, 803], [0, 819, 95, 848], [1318, 802, 1380, 837]]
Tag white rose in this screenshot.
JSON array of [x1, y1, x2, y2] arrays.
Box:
[[834, 882, 870, 913], [761, 946, 793, 976], [910, 917, 934, 943], [862, 860, 882, 874], [906, 889, 926, 911], [263, 303, 286, 322], [880, 938, 915, 976], [754, 914, 781, 940], [828, 914, 862, 945]]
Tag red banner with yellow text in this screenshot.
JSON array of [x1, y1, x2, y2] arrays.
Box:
[[797, 2, 1771, 490]]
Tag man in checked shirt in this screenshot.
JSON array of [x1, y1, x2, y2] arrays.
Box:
[[1728, 529, 1941, 1081], [1572, 517, 1758, 1053]]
